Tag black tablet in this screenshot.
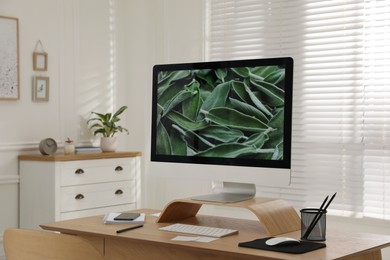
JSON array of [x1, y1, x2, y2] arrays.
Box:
[[114, 213, 140, 221]]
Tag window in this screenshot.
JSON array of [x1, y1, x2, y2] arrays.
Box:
[[205, 0, 390, 220]]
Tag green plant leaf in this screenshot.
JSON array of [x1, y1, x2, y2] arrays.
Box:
[[250, 148, 276, 159], [162, 89, 193, 117], [156, 122, 172, 154], [244, 85, 273, 117], [231, 81, 252, 103], [199, 125, 245, 143], [268, 109, 284, 130], [205, 107, 270, 132], [231, 67, 250, 78], [215, 68, 228, 82], [169, 128, 188, 155], [243, 131, 270, 148], [200, 81, 232, 112], [228, 97, 269, 124], [157, 70, 192, 98], [172, 124, 215, 151], [116, 126, 129, 134], [166, 110, 208, 131], [182, 81, 201, 120], [196, 143, 256, 158], [263, 130, 283, 150], [272, 142, 283, 160], [250, 78, 285, 107], [113, 106, 128, 118], [93, 128, 107, 137], [103, 113, 111, 122], [251, 66, 279, 78], [264, 69, 285, 85], [195, 69, 217, 88], [87, 112, 105, 122], [158, 83, 186, 110]]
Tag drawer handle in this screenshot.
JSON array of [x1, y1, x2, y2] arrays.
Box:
[[75, 194, 84, 200], [115, 166, 123, 172], [115, 189, 123, 195], [75, 168, 84, 174]]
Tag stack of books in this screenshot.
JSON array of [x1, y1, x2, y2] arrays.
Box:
[[75, 146, 102, 153]]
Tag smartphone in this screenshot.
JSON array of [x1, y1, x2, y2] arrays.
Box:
[[114, 213, 141, 221]]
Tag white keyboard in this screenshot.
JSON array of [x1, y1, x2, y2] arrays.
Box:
[[159, 223, 238, 238]]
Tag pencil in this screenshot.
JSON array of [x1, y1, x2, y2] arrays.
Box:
[[303, 192, 336, 239], [116, 224, 144, 234]]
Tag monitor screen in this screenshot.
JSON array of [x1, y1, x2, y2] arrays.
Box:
[[151, 57, 293, 171]]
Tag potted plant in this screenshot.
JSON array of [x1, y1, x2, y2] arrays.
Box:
[[87, 105, 129, 152]]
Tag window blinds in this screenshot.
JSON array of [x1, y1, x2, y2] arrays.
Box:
[[205, 0, 390, 220]]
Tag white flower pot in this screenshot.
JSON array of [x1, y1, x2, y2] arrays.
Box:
[[100, 137, 117, 152]]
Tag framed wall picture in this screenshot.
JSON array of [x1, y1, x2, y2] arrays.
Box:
[[33, 76, 49, 102], [33, 52, 48, 71], [0, 16, 19, 100]]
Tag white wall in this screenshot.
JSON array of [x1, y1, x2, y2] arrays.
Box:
[[0, 0, 389, 258], [0, 0, 129, 257]]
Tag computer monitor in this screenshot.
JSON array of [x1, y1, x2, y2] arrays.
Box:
[[150, 57, 293, 193]]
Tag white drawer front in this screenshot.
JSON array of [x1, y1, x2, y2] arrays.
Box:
[[61, 181, 135, 212], [60, 203, 137, 220], [60, 158, 135, 186]]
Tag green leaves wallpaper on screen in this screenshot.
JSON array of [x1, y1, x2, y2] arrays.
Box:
[[156, 65, 285, 160]]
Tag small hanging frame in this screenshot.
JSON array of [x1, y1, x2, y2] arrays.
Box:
[[33, 40, 48, 71]]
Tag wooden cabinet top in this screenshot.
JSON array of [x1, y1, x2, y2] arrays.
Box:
[[18, 151, 142, 162]]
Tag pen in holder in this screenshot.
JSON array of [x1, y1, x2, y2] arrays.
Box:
[[300, 208, 327, 241]]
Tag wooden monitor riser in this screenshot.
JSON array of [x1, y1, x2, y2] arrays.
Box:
[[157, 197, 301, 236]]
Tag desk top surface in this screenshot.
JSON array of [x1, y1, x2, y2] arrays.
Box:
[[41, 209, 390, 260]]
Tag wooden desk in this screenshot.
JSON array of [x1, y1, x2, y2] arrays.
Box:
[[41, 209, 390, 260]]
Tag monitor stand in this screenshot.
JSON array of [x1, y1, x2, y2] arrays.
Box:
[[157, 196, 301, 236], [191, 182, 256, 203]]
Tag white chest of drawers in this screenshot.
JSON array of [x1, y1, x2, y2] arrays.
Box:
[[19, 152, 141, 229]]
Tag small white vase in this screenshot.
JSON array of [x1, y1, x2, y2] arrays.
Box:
[[100, 137, 117, 152], [64, 142, 75, 155]]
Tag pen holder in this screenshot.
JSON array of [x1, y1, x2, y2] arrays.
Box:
[[300, 208, 327, 241]]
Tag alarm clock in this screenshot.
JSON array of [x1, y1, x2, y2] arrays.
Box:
[[39, 138, 58, 155]]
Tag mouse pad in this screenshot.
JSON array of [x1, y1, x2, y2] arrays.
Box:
[[238, 237, 326, 254]]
